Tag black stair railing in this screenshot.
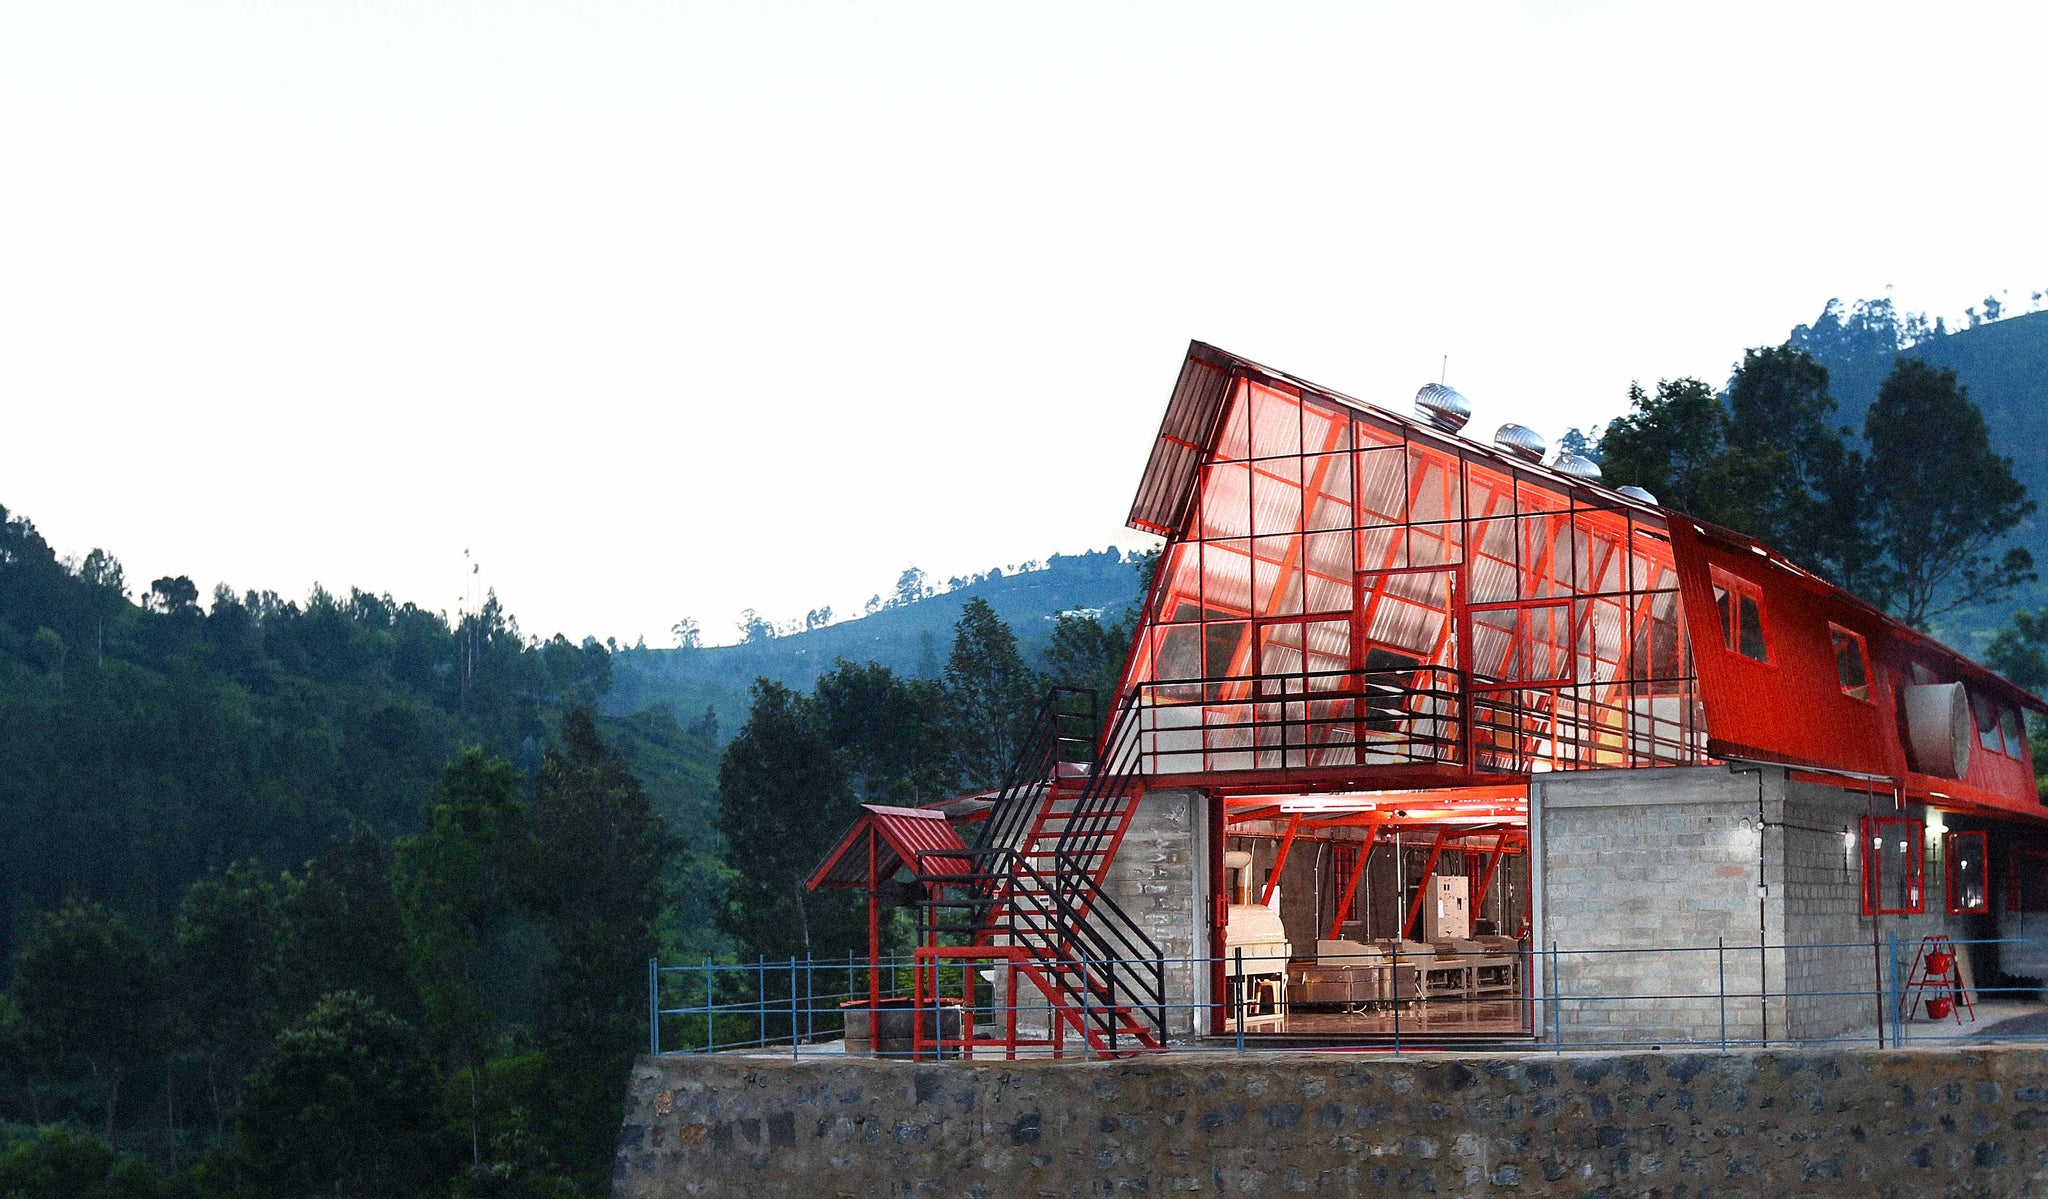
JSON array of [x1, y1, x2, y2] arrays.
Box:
[[1046, 850, 1166, 1047], [1049, 689, 1146, 884], [908, 844, 1167, 1051], [973, 687, 1098, 859], [903, 684, 1171, 1053]]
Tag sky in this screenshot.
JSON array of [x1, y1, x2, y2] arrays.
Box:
[[4, 2, 2046, 648]]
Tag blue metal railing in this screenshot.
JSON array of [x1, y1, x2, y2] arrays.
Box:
[[649, 935, 2044, 1059]]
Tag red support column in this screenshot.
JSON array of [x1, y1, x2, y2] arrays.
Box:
[[866, 828, 880, 1008], [1401, 826, 1453, 941], [1471, 833, 1509, 913], [1260, 814, 1302, 906], [1327, 818, 1383, 940]]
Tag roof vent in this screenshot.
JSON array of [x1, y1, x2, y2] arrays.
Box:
[[1615, 484, 1658, 505], [1552, 452, 1602, 481], [1414, 383, 1471, 433], [1492, 423, 1546, 463]]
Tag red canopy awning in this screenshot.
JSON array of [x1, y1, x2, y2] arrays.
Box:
[[806, 804, 975, 891]]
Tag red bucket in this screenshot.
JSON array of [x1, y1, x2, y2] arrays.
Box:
[[1926, 996, 1954, 1021], [1928, 952, 1955, 976]]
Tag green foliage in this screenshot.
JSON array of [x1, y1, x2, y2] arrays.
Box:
[[1860, 358, 2036, 626], [1987, 610, 2048, 696], [0, 499, 722, 1190], [240, 992, 442, 1199], [277, 826, 421, 1027], [1041, 608, 1138, 704], [812, 661, 950, 805], [1593, 349, 2033, 629], [0, 500, 623, 987], [523, 708, 668, 1183], [715, 681, 865, 961], [395, 750, 530, 1166], [27, 628, 63, 675], [0, 1125, 163, 1199], [1594, 377, 1754, 524], [1722, 345, 1868, 590], [943, 597, 1038, 789], [10, 903, 165, 1147], [170, 863, 282, 1134]]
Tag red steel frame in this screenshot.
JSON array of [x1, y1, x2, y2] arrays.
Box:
[[1121, 369, 1708, 788], [1123, 343, 2048, 822]]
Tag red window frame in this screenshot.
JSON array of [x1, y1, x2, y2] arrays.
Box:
[[1860, 815, 1925, 916], [1945, 830, 1988, 914], [1710, 569, 1771, 664], [1828, 623, 1872, 702], [2010, 845, 2048, 913]]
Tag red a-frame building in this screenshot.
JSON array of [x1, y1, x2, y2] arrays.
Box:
[[816, 341, 2048, 1054]]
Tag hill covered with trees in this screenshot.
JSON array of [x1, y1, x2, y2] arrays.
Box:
[[0, 501, 1147, 1195], [607, 547, 1149, 741]]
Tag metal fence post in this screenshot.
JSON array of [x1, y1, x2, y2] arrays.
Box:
[[1391, 940, 1401, 1058], [758, 954, 767, 1049], [704, 957, 715, 1054], [1550, 941, 1562, 1054], [1233, 948, 1245, 1055], [1886, 930, 1901, 1048], [1080, 944, 1092, 1060], [790, 957, 801, 1060], [649, 957, 660, 1056], [1717, 937, 1727, 1052]]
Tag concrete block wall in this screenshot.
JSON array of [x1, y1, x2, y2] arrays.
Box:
[[1538, 767, 2007, 1046], [1096, 787, 1206, 1039], [1776, 778, 1987, 1041], [1537, 767, 1769, 1045]]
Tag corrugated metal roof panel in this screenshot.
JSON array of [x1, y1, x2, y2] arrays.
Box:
[[1127, 347, 1234, 537], [807, 805, 976, 891]]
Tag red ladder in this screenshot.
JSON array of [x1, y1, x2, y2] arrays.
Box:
[[1898, 935, 1973, 1027]]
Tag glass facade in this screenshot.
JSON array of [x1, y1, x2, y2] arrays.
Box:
[[1122, 374, 1706, 776]]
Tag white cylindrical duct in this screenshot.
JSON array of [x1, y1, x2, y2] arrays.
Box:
[[1900, 682, 1971, 779]]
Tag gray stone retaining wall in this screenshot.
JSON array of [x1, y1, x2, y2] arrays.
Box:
[[614, 1047, 2048, 1197]]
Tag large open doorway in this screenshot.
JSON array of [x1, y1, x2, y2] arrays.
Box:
[[1210, 785, 1534, 1041]]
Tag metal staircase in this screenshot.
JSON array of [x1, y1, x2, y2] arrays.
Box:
[[911, 688, 1166, 1056]]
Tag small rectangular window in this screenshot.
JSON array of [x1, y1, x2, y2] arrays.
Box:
[[2001, 706, 2026, 759], [1946, 830, 1988, 914], [1861, 815, 1925, 916], [1829, 624, 1870, 701], [1711, 571, 1770, 663], [1970, 689, 2002, 754]]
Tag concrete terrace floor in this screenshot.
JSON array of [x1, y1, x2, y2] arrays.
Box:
[[696, 998, 2048, 1063]]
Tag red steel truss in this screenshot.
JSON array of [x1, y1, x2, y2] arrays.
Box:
[[1119, 342, 2048, 822]]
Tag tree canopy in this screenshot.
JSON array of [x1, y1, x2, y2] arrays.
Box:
[[1594, 349, 2031, 628]]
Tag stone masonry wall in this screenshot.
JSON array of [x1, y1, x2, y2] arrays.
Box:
[[615, 1047, 2048, 1197]]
